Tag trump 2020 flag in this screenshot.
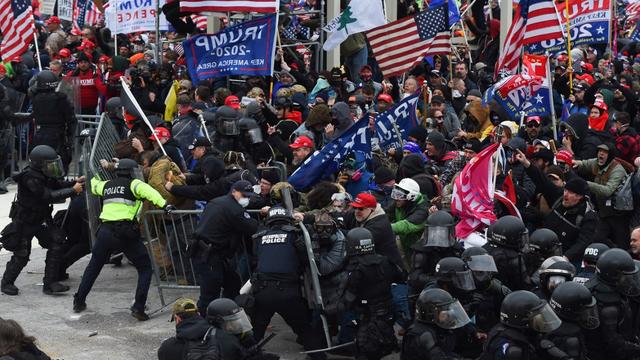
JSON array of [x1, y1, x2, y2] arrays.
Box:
[[322, 0, 386, 51], [451, 143, 502, 239], [183, 14, 277, 81], [483, 73, 544, 120], [288, 116, 372, 191], [375, 93, 420, 151], [521, 54, 551, 116]]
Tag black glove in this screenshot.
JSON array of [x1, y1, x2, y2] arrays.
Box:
[[163, 204, 176, 215]]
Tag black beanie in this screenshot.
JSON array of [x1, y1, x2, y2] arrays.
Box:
[[261, 169, 280, 185], [374, 167, 395, 184], [564, 177, 589, 196], [408, 126, 428, 143], [426, 130, 445, 151]]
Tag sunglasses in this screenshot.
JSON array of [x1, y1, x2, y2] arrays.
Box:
[[527, 122, 540, 128]]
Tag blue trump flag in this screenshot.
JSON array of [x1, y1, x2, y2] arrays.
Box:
[[375, 93, 421, 151], [429, 0, 460, 27], [183, 14, 277, 82], [288, 116, 372, 191], [483, 73, 544, 120]]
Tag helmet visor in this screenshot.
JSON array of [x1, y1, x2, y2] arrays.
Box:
[[220, 119, 240, 135], [391, 187, 409, 201], [520, 229, 531, 253], [434, 300, 471, 329], [222, 309, 253, 334], [616, 269, 640, 297], [452, 270, 477, 291], [530, 303, 562, 333], [547, 275, 568, 291], [425, 226, 454, 247], [41, 156, 65, 178], [246, 128, 263, 144], [466, 254, 498, 273], [577, 299, 600, 329]]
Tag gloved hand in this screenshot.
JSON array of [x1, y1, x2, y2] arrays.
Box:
[[163, 204, 176, 215]]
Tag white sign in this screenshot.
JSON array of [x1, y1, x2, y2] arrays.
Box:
[[105, 0, 168, 34], [39, 0, 56, 15], [57, 0, 73, 21]]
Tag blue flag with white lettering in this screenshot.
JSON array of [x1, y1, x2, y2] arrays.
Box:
[[183, 14, 277, 81], [375, 93, 421, 151], [288, 116, 372, 191], [429, 0, 460, 27]]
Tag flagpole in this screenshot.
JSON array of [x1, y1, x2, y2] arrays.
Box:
[[120, 77, 167, 156], [33, 33, 42, 71], [565, 0, 573, 94], [545, 51, 558, 141]]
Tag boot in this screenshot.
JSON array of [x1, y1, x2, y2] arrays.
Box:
[[73, 294, 87, 313], [1, 281, 18, 296], [130, 307, 150, 321], [43, 281, 70, 295], [2, 256, 28, 296]]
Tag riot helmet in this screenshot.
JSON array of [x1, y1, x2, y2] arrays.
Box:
[[216, 105, 240, 136], [206, 298, 253, 334], [264, 206, 294, 226], [596, 248, 640, 297], [114, 158, 139, 178], [105, 97, 123, 120], [462, 246, 498, 284], [487, 215, 529, 251], [529, 228, 562, 258], [415, 288, 471, 329], [36, 70, 59, 91], [423, 210, 456, 248], [550, 282, 599, 329], [239, 117, 263, 144], [500, 290, 562, 333], [435, 257, 476, 291], [540, 261, 576, 293], [582, 242, 609, 268], [346, 228, 375, 256], [29, 145, 64, 178]]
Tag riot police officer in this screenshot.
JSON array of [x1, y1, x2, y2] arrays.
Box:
[[408, 210, 462, 313], [31, 70, 76, 170], [339, 228, 403, 360], [401, 288, 471, 360], [73, 158, 172, 320], [585, 248, 640, 359], [250, 206, 323, 355], [214, 105, 241, 152], [525, 228, 562, 277], [1, 145, 83, 296], [482, 216, 532, 291], [481, 290, 565, 359], [534, 260, 576, 301], [573, 242, 609, 285], [547, 281, 600, 360]]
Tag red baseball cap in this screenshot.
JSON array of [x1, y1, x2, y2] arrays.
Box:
[[149, 127, 171, 141], [289, 135, 313, 149], [351, 193, 377, 208], [45, 16, 61, 25], [378, 93, 393, 103], [555, 149, 574, 167], [77, 40, 95, 50], [224, 95, 240, 109], [59, 48, 71, 58]]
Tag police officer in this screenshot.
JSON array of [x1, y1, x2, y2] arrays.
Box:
[[481, 290, 565, 359], [401, 288, 471, 360], [408, 210, 462, 313], [73, 159, 171, 320], [339, 228, 404, 360], [31, 70, 76, 170], [250, 206, 323, 356], [534, 260, 576, 301], [525, 228, 563, 277], [585, 248, 640, 359], [482, 216, 532, 291], [1, 145, 83, 296], [573, 242, 609, 285], [547, 281, 600, 360], [214, 105, 241, 152]]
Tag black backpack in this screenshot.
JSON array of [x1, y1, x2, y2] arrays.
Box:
[[184, 327, 220, 360]]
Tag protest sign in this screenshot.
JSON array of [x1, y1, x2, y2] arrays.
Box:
[[57, 0, 73, 20], [40, 0, 56, 15], [104, 0, 168, 34]]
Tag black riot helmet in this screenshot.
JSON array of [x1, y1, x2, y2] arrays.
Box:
[[239, 117, 263, 144], [415, 288, 471, 329], [346, 227, 375, 256], [487, 215, 529, 251], [582, 242, 610, 268], [596, 248, 640, 297], [540, 261, 576, 293], [500, 290, 562, 333], [36, 70, 59, 91], [216, 105, 240, 136], [435, 257, 476, 291], [550, 282, 600, 329], [462, 246, 498, 285], [114, 158, 139, 178], [264, 206, 294, 226], [105, 97, 123, 120], [422, 210, 456, 248], [29, 145, 64, 178], [529, 228, 562, 258], [206, 298, 253, 335]]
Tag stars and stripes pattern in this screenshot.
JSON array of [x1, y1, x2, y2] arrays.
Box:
[[179, 0, 278, 13], [0, 0, 35, 62], [366, 5, 450, 78], [191, 14, 207, 31], [627, 1, 640, 21], [72, 0, 102, 31]]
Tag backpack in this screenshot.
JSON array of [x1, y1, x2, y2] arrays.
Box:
[[184, 327, 220, 360], [613, 171, 635, 211]]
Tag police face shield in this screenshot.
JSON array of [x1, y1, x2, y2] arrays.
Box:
[[41, 156, 65, 178], [547, 275, 568, 291], [220, 118, 240, 136], [451, 269, 477, 291], [466, 254, 498, 273], [246, 128, 263, 144], [434, 299, 471, 329], [577, 298, 600, 329], [530, 302, 562, 333], [424, 226, 455, 247], [222, 309, 253, 335]]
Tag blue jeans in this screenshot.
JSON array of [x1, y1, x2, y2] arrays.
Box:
[[391, 283, 410, 327]]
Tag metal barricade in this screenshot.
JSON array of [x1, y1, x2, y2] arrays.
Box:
[[68, 115, 101, 177], [88, 113, 120, 181], [11, 113, 34, 175]]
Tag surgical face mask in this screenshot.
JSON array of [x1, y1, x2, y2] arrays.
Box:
[[238, 197, 250, 208]]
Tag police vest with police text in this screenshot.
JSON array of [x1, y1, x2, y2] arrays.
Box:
[[255, 228, 300, 275]]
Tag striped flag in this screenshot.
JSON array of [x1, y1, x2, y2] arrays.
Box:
[[366, 5, 450, 78], [0, 0, 35, 62], [180, 0, 278, 13], [495, 0, 563, 76], [191, 14, 207, 31], [628, 1, 640, 21], [72, 0, 102, 31]]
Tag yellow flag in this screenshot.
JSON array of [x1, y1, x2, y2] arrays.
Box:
[[164, 80, 179, 122]]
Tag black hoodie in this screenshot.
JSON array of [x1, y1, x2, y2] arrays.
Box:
[[564, 113, 615, 160]]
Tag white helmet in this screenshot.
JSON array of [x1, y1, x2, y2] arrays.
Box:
[[391, 178, 421, 201]]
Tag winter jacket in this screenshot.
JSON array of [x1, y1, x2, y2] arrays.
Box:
[[388, 195, 428, 259], [574, 158, 627, 218], [66, 66, 106, 110], [146, 155, 192, 208], [543, 197, 598, 262], [611, 126, 639, 164], [329, 102, 353, 140], [170, 156, 230, 202]]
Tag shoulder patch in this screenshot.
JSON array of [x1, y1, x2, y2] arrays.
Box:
[[244, 212, 251, 219]]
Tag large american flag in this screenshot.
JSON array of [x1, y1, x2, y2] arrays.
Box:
[[0, 0, 35, 62], [180, 0, 278, 13], [495, 0, 563, 76], [627, 1, 640, 21], [366, 5, 450, 78], [191, 14, 208, 31], [72, 0, 102, 31]]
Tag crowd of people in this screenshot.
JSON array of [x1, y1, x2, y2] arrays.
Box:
[[1, 0, 640, 359]]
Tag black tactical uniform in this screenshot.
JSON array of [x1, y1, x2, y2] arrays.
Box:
[[401, 288, 471, 360], [533, 260, 576, 301], [1, 145, 81, 296], [339, 228, 404, 360], [524, 228, 563, 277], [31, 70, 76, 170], [214, 105, 242, 153], [482, 216, 532, 291], [585, 249, 640, 359]]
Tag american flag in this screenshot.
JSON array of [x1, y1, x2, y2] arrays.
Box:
[[495, 0, 563, 76], [366, 5, 450, 78], [72, 0, 102, 31], [191, 14, 207, 31], [0, 0, 35, 62], [628, 1, 640, 21], [179, 0, 278, 13]]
